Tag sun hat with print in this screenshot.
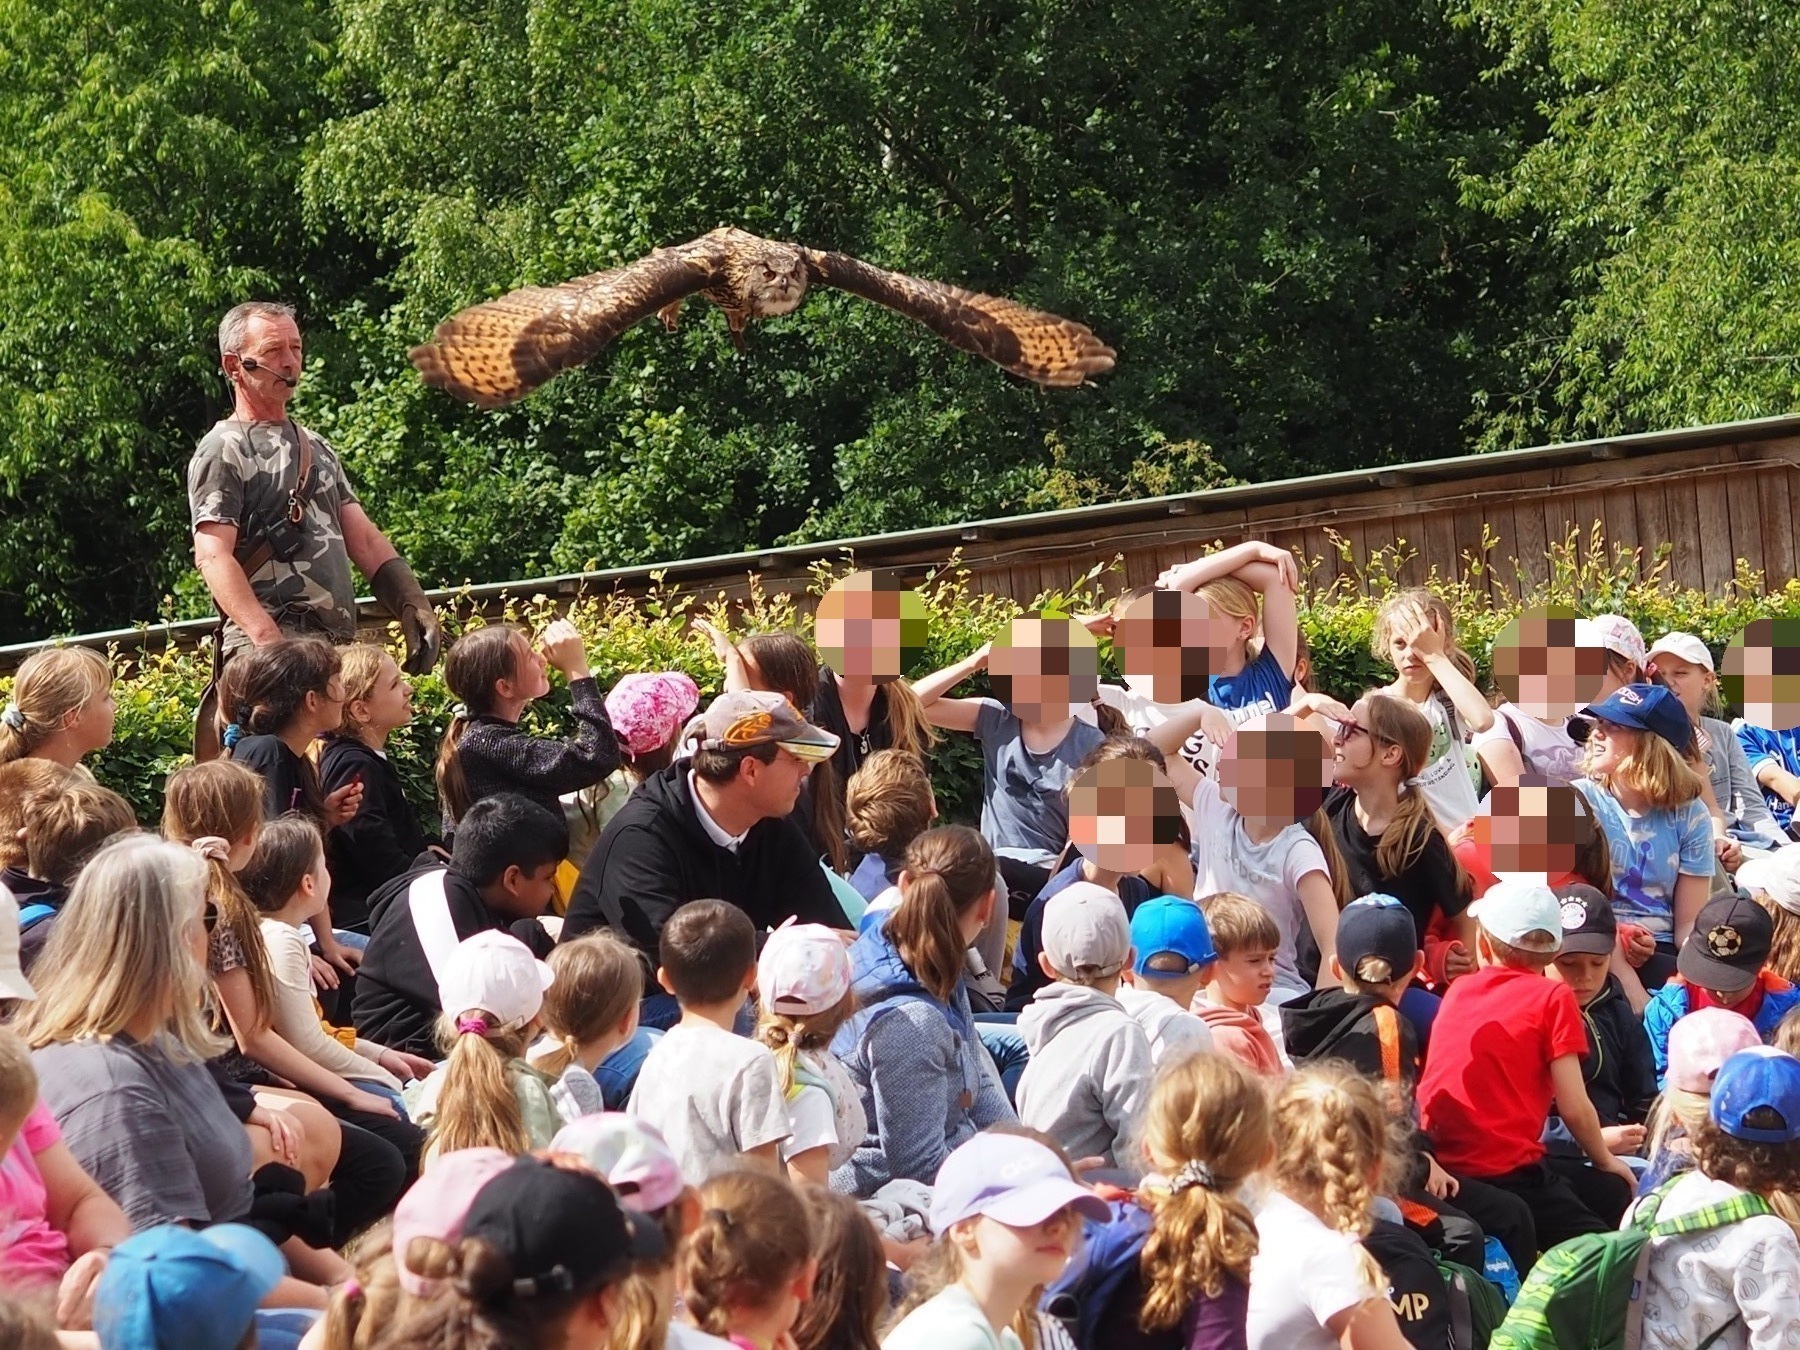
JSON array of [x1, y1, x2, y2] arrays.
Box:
[[392, 1146, 516, 1296], [1041, 881, 1133, 980], [95, 1223, 285, 1350], [929, 1133, 1112, 1234], [757, 919, 853, 1017], [460, 1156, 667, 1298], [1554, 883, 1617, 957], [1736, 845, 1800, 917], [1468, 878, 1564, 953], [1581, 682, 1692, 752], [0, 881, 37, 1001], [1130, 895, 1216, 978], [1589, 614, 1648, 670], [1711, 1046, 1800, 1145], [1678, 890, 1772, 995], [692, 689, 840, 763], [1647, 631, 1714, 675], [1667, 1007, 1763, 1095], [551, 1113, 686, 1214], [605, 671, 701, 758], [436, 930, 555, 1030]]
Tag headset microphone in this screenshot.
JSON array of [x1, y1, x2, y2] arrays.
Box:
[[238, 357, 299, 389]]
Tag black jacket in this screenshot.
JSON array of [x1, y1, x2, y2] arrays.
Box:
[[317, 735, 439, 932], [350, 864, 555, 1057], [1281, 986, 1422, 1089], [230, 734, 319, 821], [1558, 974, 1658, 1131], [3, 867, 63, 974], [562, 764, 847, 961], [451, 676, 619, 825]]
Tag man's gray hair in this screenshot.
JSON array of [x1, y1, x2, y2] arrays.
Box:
[[218, 302, 297, 361]]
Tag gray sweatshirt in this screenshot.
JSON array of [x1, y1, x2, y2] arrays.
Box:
[[1015, 981, 1153, 1170]]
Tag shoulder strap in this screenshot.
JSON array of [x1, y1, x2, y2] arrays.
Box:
[[1372, 1002, 1403, 1085], [406, 868, 462, 993], [1501, 706, 1526, 753], [15, 903, 54, 930], [1649, 1190, 1773, 1236]]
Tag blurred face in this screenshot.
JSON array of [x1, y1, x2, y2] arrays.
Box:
[[1723, 619, 1800, 730], [1212, 945, 1277, 1006], [355, 654, 414, 733], [1492, 610, 1607, 719], [1219, 714, 1333, 827], [742, 746, 815, 819], [1115, 590, 1215, 704], [965, 1207, 1081, 1288], [989, 615, 1100, 722], [1551, 950, 1610, 1004], [815, 572, 929, 684], [1472, 778, 1596, 884], [1067, 758, 1184, 874], [1583, 719, 1639, 778], [1651, 654, 1713, 718], [68, 686, 117, 754]]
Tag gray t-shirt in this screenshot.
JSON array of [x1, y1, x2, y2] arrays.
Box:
[[626, 1021, 790, 1184], [187, 418, 360, 651], [32, 1037, 254, 1230], [972, 699, 1108, 858]]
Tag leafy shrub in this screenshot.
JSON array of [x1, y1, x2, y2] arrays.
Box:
[[10, 533, 1800, 832]]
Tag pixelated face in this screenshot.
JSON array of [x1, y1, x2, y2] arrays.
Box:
[[1218, 712, 1333, 826], [1067, 758, 1185, 874], [1114, 589, 1215, 704], [1723, 618, 1800, 730], [1490, 607, 1608, 719], [989, 614, 1100, 722], [815, 571, 930, 684], [1471, 776, 1596, 884]]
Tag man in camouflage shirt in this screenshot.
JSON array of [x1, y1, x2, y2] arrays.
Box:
[[188, 302, 439, 669]]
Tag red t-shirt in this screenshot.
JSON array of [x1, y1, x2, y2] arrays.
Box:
[[1418, 964, 1588, 1177]]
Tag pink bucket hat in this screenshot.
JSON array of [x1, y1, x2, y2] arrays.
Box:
[[551, 1114, 686, 1214], [1667, 1007, 1763, 1095], [392, 1147, 516, 1296], [757, 921, 853, 1017], [604, 671, 700, 758]]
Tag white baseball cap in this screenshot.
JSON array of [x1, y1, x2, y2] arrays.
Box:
[[1738, 846, 1800, 917], [436, 931, 554, 1029], [1647, 631, 1714, 674], [756, 921, 852, 1017], [0, 882, 37, 1002], [1469, 879, 1564, 953], [1041, 882, 1132, 979]]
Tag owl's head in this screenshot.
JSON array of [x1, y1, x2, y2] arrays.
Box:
[[738, 243, 808, 318]]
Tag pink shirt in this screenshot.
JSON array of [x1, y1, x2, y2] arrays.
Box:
[[0, 1103, 71, 1282]]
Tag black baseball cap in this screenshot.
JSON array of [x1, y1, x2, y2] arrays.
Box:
[[1678, 891, 1773, 994], [1554, 884, 1617, 957], [1336, 894, 1418, 980], [460, 1157, 666, 1299]]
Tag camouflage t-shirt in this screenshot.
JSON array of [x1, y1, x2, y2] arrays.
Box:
[[188, 419, 360, 651]]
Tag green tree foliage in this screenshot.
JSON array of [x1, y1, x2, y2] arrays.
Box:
[[0, 0, 1546, 642]]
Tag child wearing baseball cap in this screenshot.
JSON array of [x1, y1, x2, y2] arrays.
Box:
[[883, 1132, 1111, 1350], [1630, 1049, 1800, 1348], [405, 929, 561, 1162], [753, 921, 867, 1186], [1014, 883, 1154, 1170], [1643, 890, 1800, 1088], [94, 1222, 287, 1350], [1116, 894, 1216, 1064], [1417, 880, 1636, 1272]]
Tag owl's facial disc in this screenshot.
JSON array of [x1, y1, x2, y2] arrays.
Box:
[[750, 247, 807, 317]]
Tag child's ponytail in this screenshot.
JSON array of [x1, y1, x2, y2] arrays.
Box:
[[681, 1171, 814, 1338], [887, 825, 995, 1002], [1362, 693, 1443, 880], [1270, 1062, 1392, 1288], [535, 931, 641, 1079], [1139, 1052, 1267, 1330], [436, 624, 525, 824], [430, 1009, 536, 1156]]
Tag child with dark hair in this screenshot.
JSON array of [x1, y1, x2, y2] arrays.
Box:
[[627, 900, 791, 1183], [792, 1187, 886, 1350], [352, 793, 565, 1058], [220, 636, 356, 826]]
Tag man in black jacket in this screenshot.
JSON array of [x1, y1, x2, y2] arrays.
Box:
[[563, 690, 851, 1013], [352, 793, 564, 1056]]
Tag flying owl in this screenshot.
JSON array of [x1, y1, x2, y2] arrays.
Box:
[[408, 226, 1116, 408]]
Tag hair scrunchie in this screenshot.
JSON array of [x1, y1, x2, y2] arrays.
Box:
[[455, 1014, 490, 1037], [222, 722, 244, 750], [1170, 1159, 1218, 1194], [451, 703, 470, 719], [0, 704, 24, 731], [190, 836, 232, 863]]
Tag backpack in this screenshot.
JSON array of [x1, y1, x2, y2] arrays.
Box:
[[1490, 1180, 1771, 1350], [1438, 1257, 1506, 1350], [1042, 1198, 1154, 1349], [1364, 1220, 1455, 1350]]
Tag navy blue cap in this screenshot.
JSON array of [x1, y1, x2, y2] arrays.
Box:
[[1336, 894, 1418, 981], [1582, 682, 1693, 752], [1711, 1047, 1800, 1144]]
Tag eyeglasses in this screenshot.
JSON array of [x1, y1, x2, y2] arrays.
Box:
[[1331, 718, 1371, 746]]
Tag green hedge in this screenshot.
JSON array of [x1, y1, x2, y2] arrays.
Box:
[[11, 532, 1800, 830]]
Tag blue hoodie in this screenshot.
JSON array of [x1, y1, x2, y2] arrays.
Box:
[[829, 921, 1015, 1195], [1643, 973, 1800, 1089]]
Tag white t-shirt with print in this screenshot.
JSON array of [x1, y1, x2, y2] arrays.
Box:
[[1246, 1190, 1378, 1350], [1472, 703, 1586, 785], [627, 1021, 790, 1184], [1635, 1171, 1800, 1350], [1402, 691, 1482, 832]]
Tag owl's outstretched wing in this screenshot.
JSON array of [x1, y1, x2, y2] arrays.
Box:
[[409, 235, 732, 408], [803, 249, 1115, 387]]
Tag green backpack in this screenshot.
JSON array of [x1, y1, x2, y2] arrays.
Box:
[[1490, 1180, 1772, 1350], [1438, 1257, 1506, 1350]]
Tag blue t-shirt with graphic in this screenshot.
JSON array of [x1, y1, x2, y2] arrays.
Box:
[[1734, 720, 1800, 831], [1207, 645, 1294, 720], [1573, 779, 1713, 936]]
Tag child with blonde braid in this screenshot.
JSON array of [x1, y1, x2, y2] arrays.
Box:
[[527, 929, 645, 1118], [405, 931, 562, 1162], [754, 923, 866, 1186], [681, 1169, 817, 1350], [1246, 1063, 1411, 1350]]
